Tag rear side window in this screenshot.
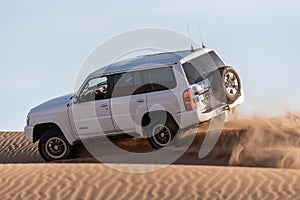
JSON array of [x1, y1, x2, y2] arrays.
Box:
[[111, 71, 145, 97], [111, 66, 176, 97], [142, 66, 177, 93]]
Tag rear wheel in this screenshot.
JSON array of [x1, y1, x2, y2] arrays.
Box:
[[146, 117, 178, 149], [38, 128, 74, 162]]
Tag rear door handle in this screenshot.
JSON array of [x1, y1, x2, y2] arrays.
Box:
[[100, 103, 108, 107], [79, 126, 89, 130], [136, 98, 144, 102]]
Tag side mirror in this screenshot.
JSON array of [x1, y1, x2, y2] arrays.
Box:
[[72, 96, 78, 104]]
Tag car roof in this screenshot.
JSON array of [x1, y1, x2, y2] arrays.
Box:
[[89, 48, 209, 77]]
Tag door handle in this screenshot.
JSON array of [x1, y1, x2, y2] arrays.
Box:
[[136, 98, 144, 102], [78, 126, 89, 130], [100, 103, 108, 107]]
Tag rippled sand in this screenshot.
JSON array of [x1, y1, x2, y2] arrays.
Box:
[[1, 114, 300, 199]]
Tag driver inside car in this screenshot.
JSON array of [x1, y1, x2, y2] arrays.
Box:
[[95, 85, 107, 100]]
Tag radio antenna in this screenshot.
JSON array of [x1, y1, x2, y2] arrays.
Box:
[[186, 22, 194, 51], [197, 21, 206, 48]]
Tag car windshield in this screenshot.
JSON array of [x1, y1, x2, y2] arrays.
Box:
[[182, 51, 225, 84]]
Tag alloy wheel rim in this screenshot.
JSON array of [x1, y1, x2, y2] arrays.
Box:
[[152, 124, 172, 146], [224, 71, 239, 96], [45, 137, 67, 159]]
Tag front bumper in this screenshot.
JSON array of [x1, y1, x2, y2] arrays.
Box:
[[24, 125, 34, 143]]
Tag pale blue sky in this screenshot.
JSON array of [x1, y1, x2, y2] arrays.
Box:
[[1, 0, 300, 130]]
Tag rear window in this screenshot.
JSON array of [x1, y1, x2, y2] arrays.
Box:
[[183, 51, 224, 84]]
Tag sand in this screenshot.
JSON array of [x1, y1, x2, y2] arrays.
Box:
[[0, 132, 42, 163], [1, 164, 300, 200], [1, 115, 300, 199]]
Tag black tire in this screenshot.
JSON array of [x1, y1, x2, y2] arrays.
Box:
[[211, 66, 241, 104], [38, 128, 74, 162], [145, 116, 178, 149]]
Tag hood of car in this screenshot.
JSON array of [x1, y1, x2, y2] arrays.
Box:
[[30, 93, 73, 113]]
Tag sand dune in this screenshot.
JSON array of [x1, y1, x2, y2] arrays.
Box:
[[1, 164, 300, 200], [1, 114, 300, 199], [0, 132, 42, 163], [1, 114, 300, 168]]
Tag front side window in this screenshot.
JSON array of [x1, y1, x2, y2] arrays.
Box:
[[79, 76, 110, 102]]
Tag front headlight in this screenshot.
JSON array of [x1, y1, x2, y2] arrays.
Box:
[[26, 116, 30, 126]]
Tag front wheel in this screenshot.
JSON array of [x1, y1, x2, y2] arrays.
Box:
[[38, 129, 74, 162]]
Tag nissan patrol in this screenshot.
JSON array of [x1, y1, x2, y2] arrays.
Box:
[[24, 47, 244, 161]]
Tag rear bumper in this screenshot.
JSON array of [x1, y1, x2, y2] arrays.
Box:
[[228, 89, 245, 109], [173, 91, 245, 129], [24, 125, 34, 143], [173, 104, 229, 129]]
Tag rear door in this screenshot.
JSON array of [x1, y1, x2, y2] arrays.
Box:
[[143, 66, 180, 115], [110, 71, 147, 133]]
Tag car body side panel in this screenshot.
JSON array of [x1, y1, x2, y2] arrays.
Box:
[[28, 106, 76, 144], [68, 99, 116, 140], [110, 94, 148, 133]]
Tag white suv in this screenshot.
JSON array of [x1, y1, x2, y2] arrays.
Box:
[[24, 47, 244, 161]]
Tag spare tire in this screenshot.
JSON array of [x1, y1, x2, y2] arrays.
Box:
[[211, 66, 241, 104]]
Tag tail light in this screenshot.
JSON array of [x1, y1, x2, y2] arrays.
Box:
[[183, 88, 196, 111]]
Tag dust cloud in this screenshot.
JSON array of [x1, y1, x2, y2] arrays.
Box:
[[227, 113, 300, 168]]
